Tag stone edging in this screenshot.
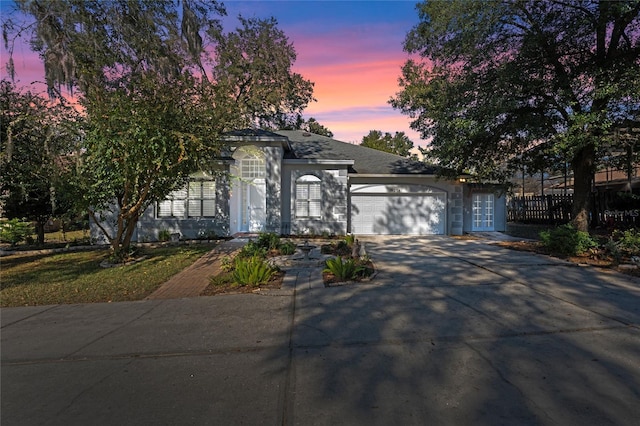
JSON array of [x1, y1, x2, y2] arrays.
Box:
[[0, 239, 222, 257]]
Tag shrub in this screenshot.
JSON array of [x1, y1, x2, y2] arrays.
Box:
[[232, 256, 275, 287], [256, 232, 281, 250], [279, 241, 297, 255], [219, 255, 235, 272], [321, 240, 350, 256], [612, 228, 640, 257], [239, 241, 268, 259], [323, 256, 366, 281], [344, 234, 356, 245], [604, 237, 623, 263], [158, 229, 171, 242], [539, 224, 598, 256], [0, 219, 34, 246]]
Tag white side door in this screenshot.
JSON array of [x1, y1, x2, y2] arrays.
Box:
[[471, 193, 495, 231]]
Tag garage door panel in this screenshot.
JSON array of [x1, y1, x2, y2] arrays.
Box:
[[351, 194, 446, 235]]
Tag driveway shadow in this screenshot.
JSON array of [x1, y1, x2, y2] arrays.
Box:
[[279, 236, 640, 425]]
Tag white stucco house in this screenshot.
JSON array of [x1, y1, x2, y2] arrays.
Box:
[[91, 129, 507, 242]]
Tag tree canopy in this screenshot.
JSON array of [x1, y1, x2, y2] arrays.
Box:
[[360, 130, 415, 157], [0, 80, 82, 244], [211, 16, 315, 129], [4, 1, 315, 255], [391, 0, 640, 230], [303, 117, 333, 137]]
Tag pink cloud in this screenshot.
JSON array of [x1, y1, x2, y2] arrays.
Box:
[[0, 45, 46, 89], [307, 106, 424, 147], [287, 25, 425, 145], [298, 58, 406, 110], [1, 11, 426, 147]]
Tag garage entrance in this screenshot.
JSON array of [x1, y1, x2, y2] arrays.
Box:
[[350, 184, 447, 235]]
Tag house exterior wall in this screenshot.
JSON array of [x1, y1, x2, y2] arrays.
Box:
[[89, 205, 124, 245], [449, 185, 464, 235], [282, 163, 349, 235], [140, 168, 230, 241], [90, 167, 231, 243], [264, 146, 283, 233], [90, 129, 509, 241]]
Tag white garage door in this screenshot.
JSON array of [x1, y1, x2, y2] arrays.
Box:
[[351, 193, 446, 235]]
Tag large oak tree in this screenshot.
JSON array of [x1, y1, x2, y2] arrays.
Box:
[[4, 1, 315, 255], [211, 16, 315, 129], [391, 0, 640, 230]]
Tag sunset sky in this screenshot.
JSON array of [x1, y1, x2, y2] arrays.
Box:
[[0, 0, 425, 145]]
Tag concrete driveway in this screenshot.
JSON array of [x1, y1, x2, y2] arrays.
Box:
[[2, 236, 639, 425]]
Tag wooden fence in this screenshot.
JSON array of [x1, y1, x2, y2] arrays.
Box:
[[508, 195, 573, 224], [509, 193, 640, 228]]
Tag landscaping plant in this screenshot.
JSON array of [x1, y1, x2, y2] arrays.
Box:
[[321, 240, 350, 256], [613, 228, 640, 257], [323, 256, 366, 281], [158, 229, 171, 242], [219, 255, 235, 273], [605, 228, 640, 262], [0, 219, 34, 246], [279, 241, 297, 255], [239, 241, 268, 259], [539, 224, 598, 257], [256, 232, 281, 251], [232, 256, 276, 287]]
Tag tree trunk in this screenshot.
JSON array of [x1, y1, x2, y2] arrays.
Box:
[[111, 215, 125, 255], [35, 219, 46, 245], [571, 144, 595, 232], [121, 213, 139, 253]]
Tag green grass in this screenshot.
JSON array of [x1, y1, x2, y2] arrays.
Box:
[[0, 245, 215, 307]]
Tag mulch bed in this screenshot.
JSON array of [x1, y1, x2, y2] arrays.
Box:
[[201, 271, 285, 296], [497, 240, 640, 277]]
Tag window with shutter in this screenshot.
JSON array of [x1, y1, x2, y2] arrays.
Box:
[[295, 175, 322, 218], [157, 179, 216, 218]]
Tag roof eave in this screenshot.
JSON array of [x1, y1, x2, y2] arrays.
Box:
[[349, 173, 442, 178], [284, 159, 355, 166]]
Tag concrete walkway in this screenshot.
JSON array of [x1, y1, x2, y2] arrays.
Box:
[[2, 235, 639, 426]]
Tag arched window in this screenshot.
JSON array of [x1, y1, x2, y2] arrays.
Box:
[[295, 175, 321, 218]]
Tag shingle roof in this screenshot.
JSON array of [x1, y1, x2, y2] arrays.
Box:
[[275, 130, 440, 175]]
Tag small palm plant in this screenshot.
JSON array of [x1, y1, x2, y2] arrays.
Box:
[[233, 256, 276, 287], [279, 241, 297, 255], [323, 256, 365, 282]]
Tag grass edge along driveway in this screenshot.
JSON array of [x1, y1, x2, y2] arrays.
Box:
[[1, 244, 215, 307]]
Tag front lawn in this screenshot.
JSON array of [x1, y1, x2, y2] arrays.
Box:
[[0, 244, 215, 307]]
